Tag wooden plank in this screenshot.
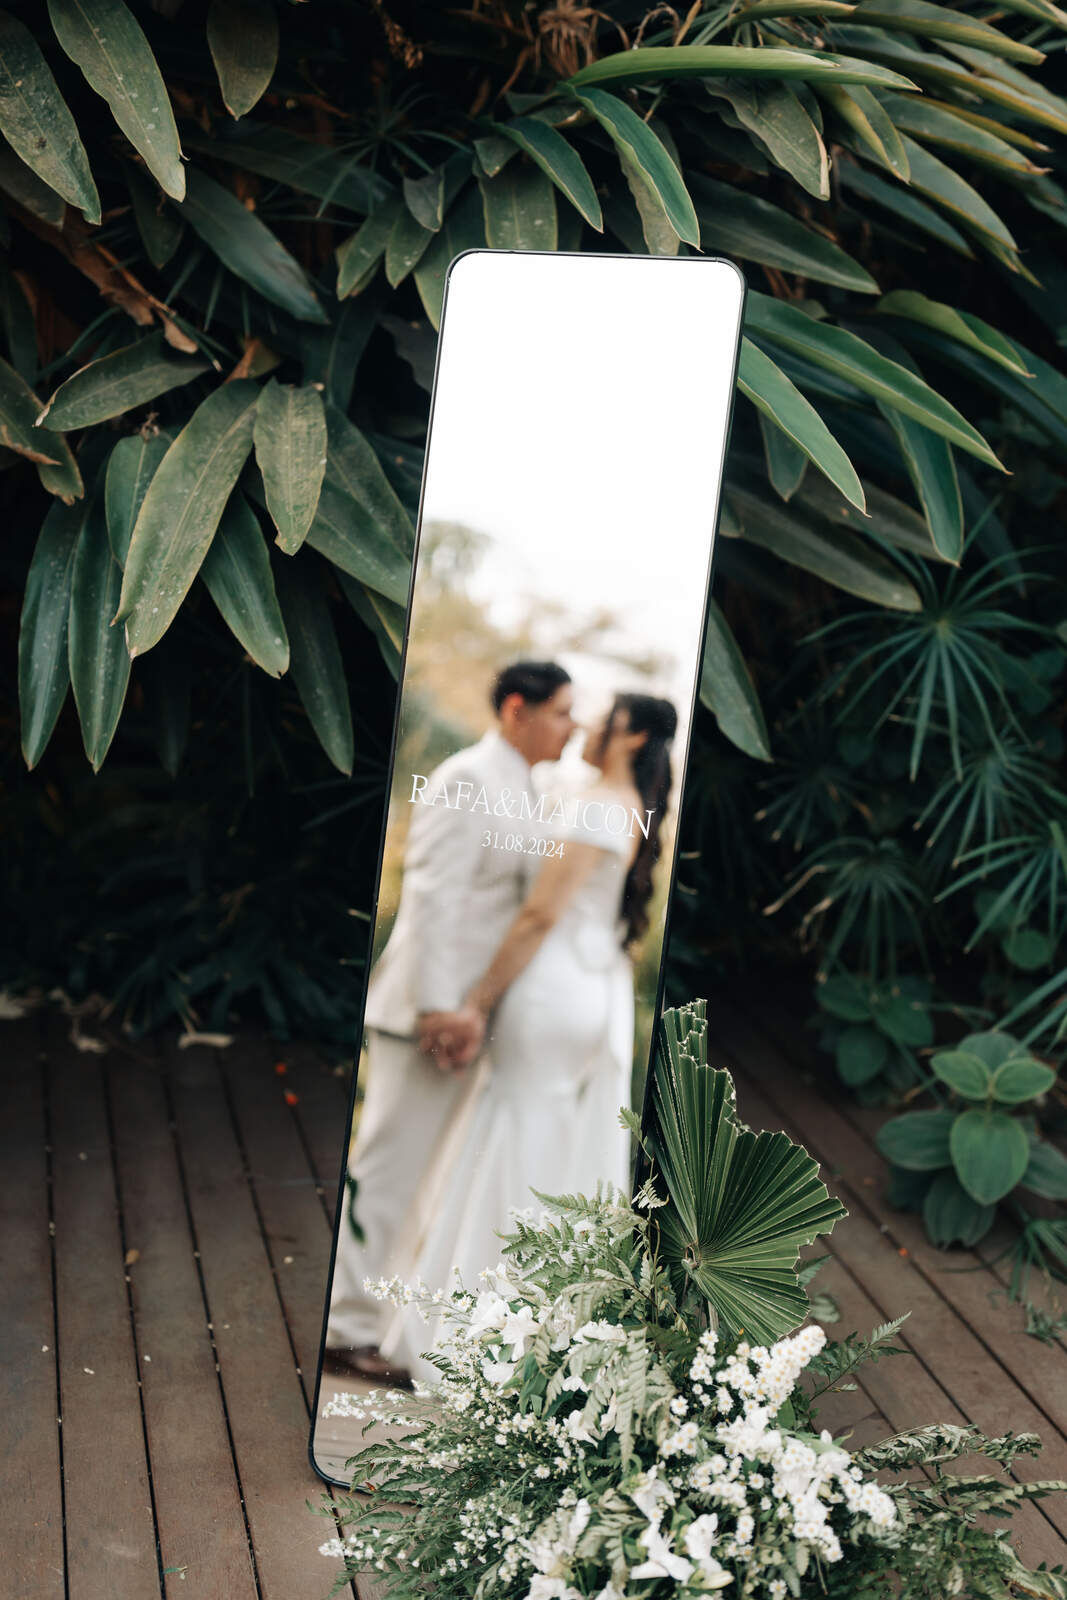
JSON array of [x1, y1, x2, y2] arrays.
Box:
[[841, 1094, 1067, 1373], [0, 1013, 65, 1600], [166, 1035, 345, 1600], [220, 1036, 336, 1387], [281, 1037, 356, 1220], [715, 1004, 1067, 1562], [748, 980, 1067, 1353], [108, 1046, 258, 1600], [731, 1064, 1062, 1562], [45, 1012, 160, 1598], [216, 1037, 378, 1599], [720, 1001, 1067, 1464]]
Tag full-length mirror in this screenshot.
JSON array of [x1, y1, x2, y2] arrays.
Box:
[[311, 250, 744, 1482]]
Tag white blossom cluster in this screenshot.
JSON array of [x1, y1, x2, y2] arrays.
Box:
[[318, 1213, 896, 1599]]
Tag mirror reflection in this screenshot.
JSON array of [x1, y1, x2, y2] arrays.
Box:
[[312, 251, 744, 1481]]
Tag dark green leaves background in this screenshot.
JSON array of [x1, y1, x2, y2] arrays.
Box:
[[1, 0, 1065, 1047]]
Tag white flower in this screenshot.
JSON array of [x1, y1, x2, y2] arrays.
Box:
[[468, 1290, 509, 1339], [481, 1358, 516, 1386], [683, 1513, 720, 1560], [500, 1304, 541, 1359], [524, 1580, 582, 1600], [562, 1409, 595, 1445], [631, 1522, 694, 1582], [630, 1464, 676, 1523], [573, 1319, 626, 1346]]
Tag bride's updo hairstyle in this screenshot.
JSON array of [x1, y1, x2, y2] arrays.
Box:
[[612, 693, 678, 948]]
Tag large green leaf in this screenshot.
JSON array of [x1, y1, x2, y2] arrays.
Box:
[[199, 494, 288, 677], [852, 0, 1045, 64], [335, 568, 402, 678], [253, 378, 327, 554], [645, 1001, 847, 1344], [478, 161, 558, 250], [336, 200, 402, 298], [838, 157, 975, 256], [275, 556, 353, 775], [699, 599, 772, 763], [890, 322, 1067, 454], [713, 81, 829, 199], [880, 93, 1048, 176], [950, 1108, 1030, 1204], [403, 167, 446, 231], [922, 1172, 996, 1248], [738, 338, 865, 511], [413, 186, 486, 329], [876, 1109, 955, 1169], [305, 405, 413, 605], [0, 356, 83, 502], [0, 9, 99, 222], [37, 333, 209, 430], [745, 292, 1002, 468], [499, 117, 602, 230], [18, 499, 81, 768], [384, 204, 434, 286], [728, 484, 922, 610], [125, 162, 184, 268], [573, 87, 698, 247], [898, 135, 1017, 254], [0, 137, 65, 223], [828, 32, 1067, 135], [877, 401, 962, 563], [835, 1024, 890, 1086], [990, 1056, 1057, 1104], [323, 402, 413, 558], [876, 291, 1030, 377], [179, 167, 328, 324], [69, 487, 130, 772], [930, 1048, 992, 1101], [792, 472, 946, 563], [207, 0, 278, 120], [47, 0, 184, 199], [104, 429, 171, 566], [565, 44, 919, 91], [822, 83, 910, 179], [690, 174, 876, 292], [759, 414, 808, 501], [1020, 1140, 1067, 1201], [116, 381, 259, 655]]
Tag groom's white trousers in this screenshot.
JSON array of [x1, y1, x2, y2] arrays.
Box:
[[326, 1028, 468, 1351]]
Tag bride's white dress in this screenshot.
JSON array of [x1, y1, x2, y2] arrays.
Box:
[[380, 809, 635, 1381]]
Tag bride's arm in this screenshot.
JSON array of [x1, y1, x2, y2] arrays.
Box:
[[464, 842, 604, 1022]]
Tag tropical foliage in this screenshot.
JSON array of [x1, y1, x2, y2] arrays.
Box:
[[2, 0, 1066, 1045], [870, 1027, 1067, 1257], [317, 1007, 1067, 1599]]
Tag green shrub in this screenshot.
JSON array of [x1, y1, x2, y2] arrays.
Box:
[[876, 1029, 1067, 1249], [3, 2, 1067, 1038]]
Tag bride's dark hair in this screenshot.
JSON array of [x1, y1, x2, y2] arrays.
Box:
[[611, 692, 678, 948]]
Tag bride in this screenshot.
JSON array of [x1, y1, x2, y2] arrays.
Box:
[[380, 691, 678, 1383]]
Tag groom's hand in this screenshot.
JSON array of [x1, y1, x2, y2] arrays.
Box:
[[417, 1008, 484, 1071]]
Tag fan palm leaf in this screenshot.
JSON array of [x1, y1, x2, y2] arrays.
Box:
[[644, 1001, 847, 1345]]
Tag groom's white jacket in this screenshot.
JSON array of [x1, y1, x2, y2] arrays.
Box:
[[363, 727, 534, 1038]]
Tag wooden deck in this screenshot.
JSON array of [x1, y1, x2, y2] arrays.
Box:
[[3, 990, 1065, 1599]]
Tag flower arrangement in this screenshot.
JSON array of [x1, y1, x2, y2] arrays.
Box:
[[319, 1004, 1067, 1598]]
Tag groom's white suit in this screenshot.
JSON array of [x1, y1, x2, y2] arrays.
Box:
[[327, 726, 535, 1352]]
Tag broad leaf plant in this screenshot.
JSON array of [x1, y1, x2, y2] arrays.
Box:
[[5, 0, 1067, 779]]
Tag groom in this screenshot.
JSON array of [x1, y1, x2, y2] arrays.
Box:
[[325, 659, 575, 1373]]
